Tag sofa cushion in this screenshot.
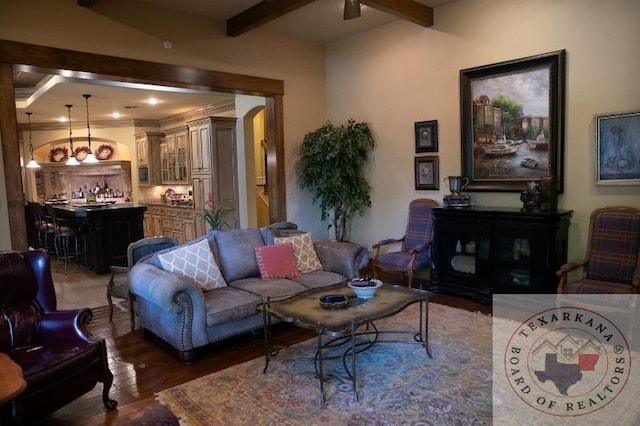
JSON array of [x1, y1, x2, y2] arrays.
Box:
[[229, 277, 307, 300], [260, 222, 301, 245], [274, 232, 323, 273], [215, 229, 265, 282], [292, 270, 345, 289], [203, 287, 262, 325], [254, 244, 299, 279], [157, 238, 227, 291]]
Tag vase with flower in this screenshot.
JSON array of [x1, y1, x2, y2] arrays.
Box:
[[202, 192, 227, 230]]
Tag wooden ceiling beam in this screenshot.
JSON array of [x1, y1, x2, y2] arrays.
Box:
[[227, 0, 315, 37], [77, 0, 97, 7], [361, 0, 434, 27]]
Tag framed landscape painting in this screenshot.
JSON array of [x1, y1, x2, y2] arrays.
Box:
[[460, 50, 566, 192], [595, 110, 640, 185]]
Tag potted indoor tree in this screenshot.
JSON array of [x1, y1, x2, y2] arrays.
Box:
[[298, 119, 375, 241]]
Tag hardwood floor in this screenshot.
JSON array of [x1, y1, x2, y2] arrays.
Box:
[[38, 265, 490, 425]]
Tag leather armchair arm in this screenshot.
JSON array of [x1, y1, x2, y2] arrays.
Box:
[[40, 309, 94, 343]]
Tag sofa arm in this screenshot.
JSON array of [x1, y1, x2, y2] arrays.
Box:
[[130, 263, 205, 314], [130, 263, 209, 350], [314, 240, 369, 279]]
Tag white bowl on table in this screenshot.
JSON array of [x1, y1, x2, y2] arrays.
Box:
[[348, 278, 383, 299]]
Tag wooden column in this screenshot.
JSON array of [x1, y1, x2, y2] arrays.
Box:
[[266, 95, 286, 223], [0, 62, 28, 251]]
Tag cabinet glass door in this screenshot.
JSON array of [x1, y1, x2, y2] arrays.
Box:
[[433, 216, 491, 299], [492, 225, 537, 293]]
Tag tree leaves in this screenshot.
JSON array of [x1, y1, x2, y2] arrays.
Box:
[[298, 119, 375, 241]]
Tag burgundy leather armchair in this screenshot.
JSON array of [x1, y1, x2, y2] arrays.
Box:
[[0, 249, 116, 423]]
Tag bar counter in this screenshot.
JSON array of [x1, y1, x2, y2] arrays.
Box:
[[53, 203, 147, 274]]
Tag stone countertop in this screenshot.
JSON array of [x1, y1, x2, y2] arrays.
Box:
[[52, 202, 147, 217], [140, 201, 195, 210]]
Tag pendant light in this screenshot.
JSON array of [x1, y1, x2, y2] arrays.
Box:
[[25, 112, 40, 169], [82, 94, 99, 163], [344, 0, 361, 20], [65, 104, 80, 166]]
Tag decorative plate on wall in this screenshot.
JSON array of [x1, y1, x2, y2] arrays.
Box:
[[74, 146, 91, 161], [95, 144, 114, 160], [49, 146, 68, 162]]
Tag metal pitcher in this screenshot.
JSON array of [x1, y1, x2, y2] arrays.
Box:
[[443, 176, 469, 195]]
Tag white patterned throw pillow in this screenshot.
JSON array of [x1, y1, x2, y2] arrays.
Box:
[[274, 232, 323, 273], [157, 238, 227, 291]]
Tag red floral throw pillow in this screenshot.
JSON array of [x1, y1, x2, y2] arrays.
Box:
[[254, 244, 299, 279]]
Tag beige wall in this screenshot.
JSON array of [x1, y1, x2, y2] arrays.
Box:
[[2, 0, 639, 257], [326, 0, 640, 259], [0, 0, 327, 249]]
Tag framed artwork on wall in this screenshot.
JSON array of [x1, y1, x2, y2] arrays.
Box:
[[414, 120, 438, 153], [595, 110, 640, 185], [415, 156, 439, 190], [460, 50, 566, 192]]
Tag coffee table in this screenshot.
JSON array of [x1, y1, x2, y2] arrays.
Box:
[[259, 283, 430, 402]]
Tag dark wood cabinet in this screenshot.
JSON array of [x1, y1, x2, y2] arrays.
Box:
[[54, 204, 146, 274], [431, 206, 572, 303]]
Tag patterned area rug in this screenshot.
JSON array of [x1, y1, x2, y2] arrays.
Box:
[[156, 303, 493, 425]]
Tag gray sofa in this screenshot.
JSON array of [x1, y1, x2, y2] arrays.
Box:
[[129, 225, 369, 363]]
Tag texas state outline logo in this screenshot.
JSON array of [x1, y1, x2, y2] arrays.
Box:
[[503, 306, 631, 417]]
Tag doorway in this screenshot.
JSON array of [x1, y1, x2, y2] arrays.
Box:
[[0, 39, 287, 250]]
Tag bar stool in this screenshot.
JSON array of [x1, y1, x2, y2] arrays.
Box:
[[28, 202, 55, 251], [45, 204, 86, 273]]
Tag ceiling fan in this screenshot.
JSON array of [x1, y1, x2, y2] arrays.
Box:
[[343, 0, 361, 20], [226, 0, 434, 37]]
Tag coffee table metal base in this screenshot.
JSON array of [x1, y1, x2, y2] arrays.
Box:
[[260, 285, 430, 403]]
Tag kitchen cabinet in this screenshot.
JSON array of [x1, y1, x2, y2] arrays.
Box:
[[189, 117, 239, 237], [191, 175, 213, 237], [431, 206, 572, 303], [144, 205, 194, 245], [188, 117, 213, 175], [160, 127, 189, 184], [135, 132, 162, 186]]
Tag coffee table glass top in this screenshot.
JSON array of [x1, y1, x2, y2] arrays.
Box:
[[260, 283, 428, 333]]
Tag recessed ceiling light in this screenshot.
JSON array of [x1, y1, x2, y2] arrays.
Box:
[[58, 116, 68, 123], [147, 97, 159, 105], [111, 112, 122, 118]]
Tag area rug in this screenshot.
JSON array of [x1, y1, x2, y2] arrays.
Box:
[[156, 303, 493, 425]]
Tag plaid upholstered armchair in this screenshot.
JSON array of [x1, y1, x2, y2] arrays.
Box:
[[556, 206, 640, 332], [557, 206, 640, 295], [372, 198, 438, 289]]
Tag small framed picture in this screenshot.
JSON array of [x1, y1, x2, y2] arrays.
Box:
[[595, 110, 640, 185], [415, 156, 439, 190], [414, 120, 438, 153]]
